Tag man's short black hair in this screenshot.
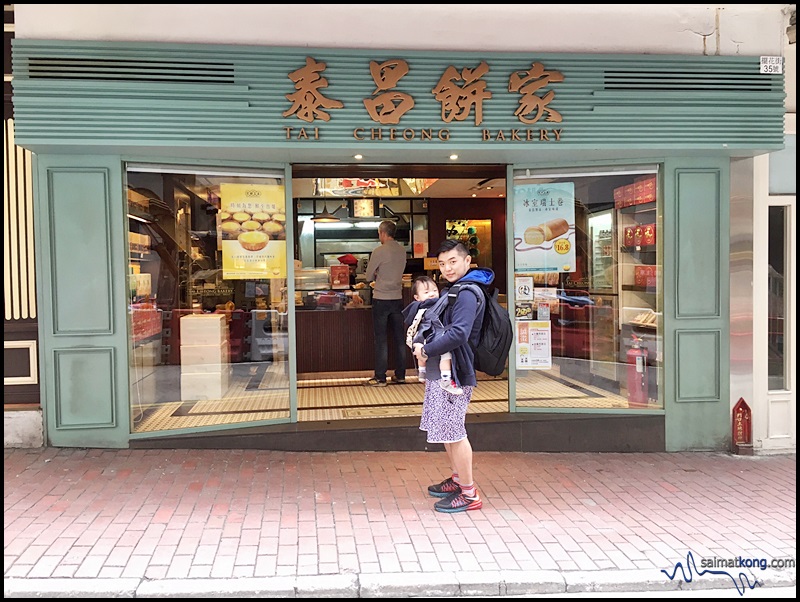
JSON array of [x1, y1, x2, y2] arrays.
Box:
[[435, 238, 469, 257]]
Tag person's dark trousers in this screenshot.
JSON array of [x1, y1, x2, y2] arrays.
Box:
[[371, 298, 407, 381]]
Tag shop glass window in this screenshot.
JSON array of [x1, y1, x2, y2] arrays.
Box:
[[769, 134, 796, 195], [126, 165, 290, 434], [767, 205, 788, 391], [511, 167, 663, 411]]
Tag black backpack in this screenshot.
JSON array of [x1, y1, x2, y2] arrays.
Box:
[[447, 282, 513, 376]]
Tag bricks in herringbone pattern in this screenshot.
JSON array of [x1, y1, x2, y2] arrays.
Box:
[[4, 449, 795, 580]]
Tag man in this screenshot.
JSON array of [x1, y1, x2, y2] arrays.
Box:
[[337, 253, 359, 288], [363, 220, 407, 387], [412, 239, 493, 513]]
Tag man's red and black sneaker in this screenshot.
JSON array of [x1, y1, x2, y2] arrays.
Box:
[[427, 476, 461, 498], [433, 490, 483, 513]]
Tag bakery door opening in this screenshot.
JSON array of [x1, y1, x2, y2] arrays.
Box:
[[291, 166, 510, 422]]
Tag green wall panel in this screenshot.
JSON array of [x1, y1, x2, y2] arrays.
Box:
[[48, 169, 113, 334], [36, 155, 130, 449], [676, 330, 721, 401], [54, 348, 115, 428], [663, 159, 730, 451], [675, 170, 721, 318]]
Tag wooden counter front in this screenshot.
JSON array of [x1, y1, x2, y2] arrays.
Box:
[[295, 306, 414, 374]]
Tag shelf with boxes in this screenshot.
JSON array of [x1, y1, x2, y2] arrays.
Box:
[[614, 175, 660, 315]]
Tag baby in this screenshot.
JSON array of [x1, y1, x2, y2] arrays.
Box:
[[402, 276, 463, 395]]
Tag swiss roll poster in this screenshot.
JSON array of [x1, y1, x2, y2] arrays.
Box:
[[220, 183, 287, 279], [513, 183, 575, 272]]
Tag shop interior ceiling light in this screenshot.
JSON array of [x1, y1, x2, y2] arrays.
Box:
[[312, 201, 340, 223]]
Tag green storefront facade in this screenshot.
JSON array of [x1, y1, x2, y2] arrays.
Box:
[[11, 40, 785, 451]]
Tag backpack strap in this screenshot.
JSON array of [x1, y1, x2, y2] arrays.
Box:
[[447, 282, 485, 310], [446, 283, 462, 309]]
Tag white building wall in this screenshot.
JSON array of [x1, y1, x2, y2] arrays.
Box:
[[10, 4, 796, 452], [15, 4, 789, 56]]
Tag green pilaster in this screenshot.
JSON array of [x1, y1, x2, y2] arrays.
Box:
[[35, 154, 130, 448], [663, 158, 731, 451]]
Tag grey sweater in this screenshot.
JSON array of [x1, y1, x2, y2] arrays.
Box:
[[365, 239, 407, 300]]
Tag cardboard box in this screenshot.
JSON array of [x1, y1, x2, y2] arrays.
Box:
[[127, 189, 150, 211], [181, 341, 230, 373], [180, 314, 228, 345], [180, 369, 230, 401]]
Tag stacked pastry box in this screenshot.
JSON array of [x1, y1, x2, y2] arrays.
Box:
[[130, 301, 162, 343], [613, 175, 657, 209], [623, 222, 658, 248], [634, 265, 660, 289], [179, 314, 231, 401]]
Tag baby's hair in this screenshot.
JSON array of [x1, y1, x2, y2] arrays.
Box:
[[412, 275, 437, 297]]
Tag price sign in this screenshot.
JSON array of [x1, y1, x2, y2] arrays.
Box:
[[759, 56, 783, 74]]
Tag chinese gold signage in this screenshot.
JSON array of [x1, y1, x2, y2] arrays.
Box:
[[219, 183, 287, 280], [282, 56, 565, 143]]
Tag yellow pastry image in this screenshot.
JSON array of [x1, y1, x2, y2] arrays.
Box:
[[260, 220, 285, 239], [241, 220, 261, 231], [271, 213, 286, 223], [252, 212, 271, 222], [218, 211, 231, 222], [232, 211, 252, 223], [219, 220, 241, 239], [524, 218, 569, 245], [238, 231, 269, 251]]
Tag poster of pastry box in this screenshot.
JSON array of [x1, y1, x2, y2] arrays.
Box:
[[219, 183, 287, 279], [513, 183, 575, 273]]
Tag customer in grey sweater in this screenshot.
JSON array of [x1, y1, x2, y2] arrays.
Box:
[[363, 220, 408, 386]]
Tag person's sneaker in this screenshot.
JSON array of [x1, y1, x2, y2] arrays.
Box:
[[439, 379, 464, 395], [434, 490, 483, 513], [390, 375, 406, 384], [363, 378, 387, 387], [427, 476, 461, 498]]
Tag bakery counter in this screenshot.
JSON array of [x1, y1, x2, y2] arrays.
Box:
[[295, 303, 414, 374]]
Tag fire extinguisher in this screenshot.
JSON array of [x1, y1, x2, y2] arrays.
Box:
[[627, 334, 648, 408]]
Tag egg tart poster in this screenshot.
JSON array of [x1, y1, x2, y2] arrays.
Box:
[[513, 183, 575, 273], [219, 183, 287, 279]]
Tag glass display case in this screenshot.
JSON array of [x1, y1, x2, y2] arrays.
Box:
[[588, 209, 615, 292], [589, 294, 618, 384]]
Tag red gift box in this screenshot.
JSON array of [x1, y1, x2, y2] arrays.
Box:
[[639, 176, 656, 203], [643, 223, 656, 246], [633, 225, 644, 246], [624, 226, 635, 246], [613, 186, 624, 209], [633, 180, 645, 205], [623, 184, 635, 207], [634, 266, 646, 287]]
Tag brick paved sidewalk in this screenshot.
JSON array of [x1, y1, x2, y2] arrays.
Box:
[[4, 448, 796, 597]]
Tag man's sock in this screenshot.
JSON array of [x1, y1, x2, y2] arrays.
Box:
[[460, 483, 478, 498], [451, 472, 460, 484]]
